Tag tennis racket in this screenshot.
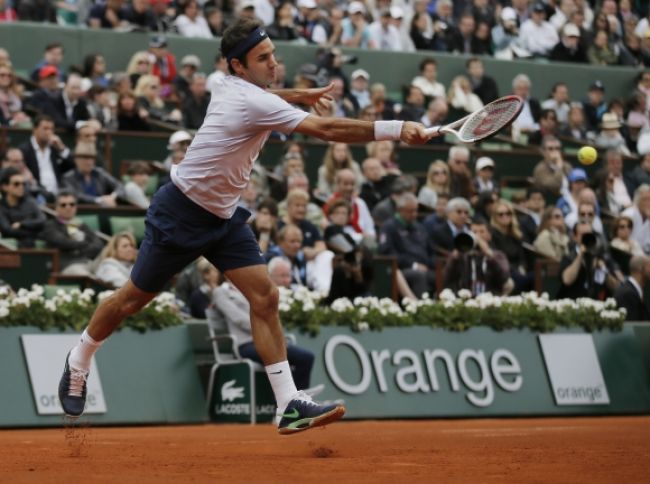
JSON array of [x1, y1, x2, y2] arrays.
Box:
[[424, 95, 524, 143]]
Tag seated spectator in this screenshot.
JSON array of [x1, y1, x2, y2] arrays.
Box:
[[82, 53, 110, 88], [588, 29, 619, 65], [582, 80, 608, 133], [532, 135, 572, 198], [628, 153, 650, 194], [474, 191, 499, 224], [379, 193, 435, 298], [595, 113, 632, 156], [134, 74, 182, 124], [19, 115, 74, 199], [466, 57, 499, 105], [410, 11, 436, 51], [189, 258, 220, 319], [447, 12, 482, 55], [372, 175, 418, 229], [123, 161, 151, 209], [615, 255, 650, 321], [0, 167, 46, 247], [278, 189, 326, 261], [560, 103, 589, 140], [622, 185, 650, 255], [0, 63, 31, 128], [558, 222, 621, 299], [42, 73, 90, 132], [534, 207, 570, 262], [368, 7, 402, 51], [411, 57, 446, 99], [359, 157, 398, 212], [447, 75, 483, 114], [88, 0, 128, 29], [341, 2, 376, 49], [172, 54, 201, 101], [592, 149, 633, 212], [557, 167, 588, 217], [324, 168, 376, 245], [94, 232, 137, 287], [266, 1, 300, 41], [519, 187, 547, 240], [490, 199, 532, 293], [24, 65, 62, 119], [518, 2, 559, 57], [276, 173, 322, 227], [549, 23, 588, 63], [213, 259, 320, 392], [541, 83, 571, 127], [510, 74, 541, 135], [316, 142, 361, 199], [565, 191, 606, 236], [117, 91, 151, 132], [39, 190, 105, 275], [29, 43, 65, 83], [182, 73, 209, 130], [473, 157, 497, 196], [448, 146, 474, 200], [348, 69, 371, 110], [398, 85, 427, 122], [251, 198, 279, 254], [444, 218, 512, 296], [425, 197, 472, 253], [366, 140, 400, 175], [86, 86, 116, 130], [1, 148, 46, 202], [16, 0, 56, 22], [418, 160, 450, 210], [492, 7, 520, 55], [0, 1, 17, 22], [126, 51, 153, 90], [528, 109, 559, 146], [420, 98, 449, 144], [122, 0, 156, 31], [611, 215, 645, 257], [270, 149, 305, 201], [62, 142, 123, 207]]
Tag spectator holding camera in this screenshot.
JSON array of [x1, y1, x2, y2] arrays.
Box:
[[379, 193, 436, 298], [443, 219, 512, 296], [559, 221, 621, 299]]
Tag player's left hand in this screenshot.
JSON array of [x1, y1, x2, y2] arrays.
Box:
[[400, 122, 432, 145], [302, 83, 334, 115]]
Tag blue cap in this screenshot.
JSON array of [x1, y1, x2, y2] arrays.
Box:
[[568, 168, 588, 183]]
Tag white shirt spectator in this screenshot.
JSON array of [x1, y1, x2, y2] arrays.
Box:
[[175, 14, 213, 39], [411, 76, 445, 99], [518, 19, 559, 56], [30, 136, 59, 194], [541, 98, 570, 125], [623, 205, 650, 254], [353, 196, 376, 237], [254, 0, 275, 26], [171, 75, 309, 219], [634, 17, 649, 38], [368, 20, 402, 51], [95, 258, 134, 287]]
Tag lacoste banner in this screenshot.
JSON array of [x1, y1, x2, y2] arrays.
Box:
[[294, 326, 650, 418]]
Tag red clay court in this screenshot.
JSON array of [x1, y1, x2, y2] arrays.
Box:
[[2, 416, 649, 483]]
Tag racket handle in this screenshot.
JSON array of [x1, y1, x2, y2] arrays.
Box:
[[424, 125, 442, 137]]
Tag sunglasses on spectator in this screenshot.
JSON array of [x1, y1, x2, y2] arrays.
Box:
[[432, 170, 446, 175], [0, 72, 11, 78], [579, 212, 595, 217], [617, 223, 632, 229], [552, 213, 563, 219], [497, 211, 512, 217], [138, 60, 150, 65], [58, 202, 77, 208]]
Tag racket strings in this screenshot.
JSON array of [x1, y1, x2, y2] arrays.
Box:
[[458, 97, 522, 142]]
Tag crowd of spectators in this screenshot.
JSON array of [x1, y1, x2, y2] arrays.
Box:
[[2, 1, 650, 320]]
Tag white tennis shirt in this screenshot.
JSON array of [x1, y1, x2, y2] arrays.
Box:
[[171, 75, 309, 219]]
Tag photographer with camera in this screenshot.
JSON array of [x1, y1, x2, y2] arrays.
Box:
[[558, 221, 622, 299], [444, 219, 512, 296]]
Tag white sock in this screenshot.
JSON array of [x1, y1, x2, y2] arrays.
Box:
[[265, 361, 298, 412], [68, 328, 103, 373]]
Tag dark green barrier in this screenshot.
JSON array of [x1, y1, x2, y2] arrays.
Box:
[[0, 325, 206, 427], [0, 249, 58, 288]]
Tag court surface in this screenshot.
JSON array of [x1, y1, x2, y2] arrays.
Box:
[[1, 416, 649, 483]]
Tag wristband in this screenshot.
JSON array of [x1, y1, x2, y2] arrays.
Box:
[[374, 120, 404, 141]]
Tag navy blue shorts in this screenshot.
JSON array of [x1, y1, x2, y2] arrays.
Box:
[[130, 182, 265, 293]]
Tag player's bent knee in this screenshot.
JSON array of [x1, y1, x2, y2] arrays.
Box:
[[250, 284, 279, 317]]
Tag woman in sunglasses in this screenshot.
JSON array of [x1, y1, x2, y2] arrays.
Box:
[[611, 215, 644, 257]]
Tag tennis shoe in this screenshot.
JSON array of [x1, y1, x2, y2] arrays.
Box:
[[276, 391, 345, 435], [58, 352, 88, 418]]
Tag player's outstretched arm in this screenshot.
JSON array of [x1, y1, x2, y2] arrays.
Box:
[[270, 84, 334, 115], [294, 115, 432, 145]]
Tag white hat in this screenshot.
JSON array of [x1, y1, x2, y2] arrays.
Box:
[[501, 7, 517, 23], [297, 0, 317, 8], [351, 68, 369, 80], [240, 0, 255, 9], [476, 157, 495, 171], [600, 112, 622, 130], [563, 23, 580, 37], [390, 6, 404, 19], [167, 131, 193, 149], [348, 1, 365, 14], [181, 54, 201, 68]]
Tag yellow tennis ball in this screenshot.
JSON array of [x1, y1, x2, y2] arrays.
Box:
[[578, 146, 598, 165]]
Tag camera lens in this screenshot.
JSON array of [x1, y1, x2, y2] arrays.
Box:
[[581, 232, 598, 253]]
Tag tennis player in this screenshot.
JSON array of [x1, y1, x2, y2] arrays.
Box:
[[58, 18, 432, 434]]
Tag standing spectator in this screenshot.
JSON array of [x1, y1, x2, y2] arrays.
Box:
[[30, 42, 65, 83], [518, 2, 559, 57], [466, 57, 498, 105], [342, 2, 376, 49], [615, 255, 650, 321], [542, 82, 572, 127], [62, 142, 123, 207], [532, 135, 572, 198], [549, 22, 588, 63], [622, 184, 650, 255], [448, 145, 474, 200], [582, 80, 608, 132], [0, 167, 46, 247], [425, 196, 472, 253], [317, 142, 361, 199], [123, 161, 151, 209], [411, 58, 446, 99], [182, 73, 210, 130], [379, 193, 436, 298], [39, 190, 105, 275], [117, 91, 150, 131], [610, 215, 644, 257], [175, 0, 212, 39], [418, 160, 450, 210], [94, 232, 137, 287], [359, 157, 398, 212], [148, 34, 177, 97], [87, 0, 127, 29], [534, 207, 570, 261], [369, 8, 402, 51], [172, 54, 201, 101], [19, 114, 74, 199], [0, 63, 30, 127]]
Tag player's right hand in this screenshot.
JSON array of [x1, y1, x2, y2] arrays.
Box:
[[400, 122, 431, 145]]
